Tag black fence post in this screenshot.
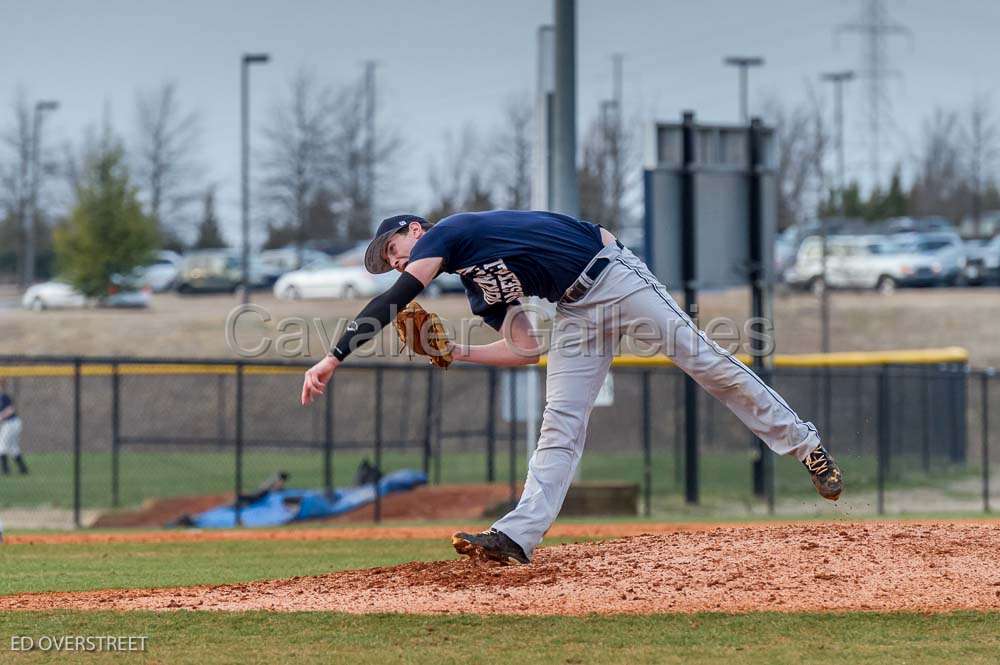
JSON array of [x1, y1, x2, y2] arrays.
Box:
[[73, 357, 82, 529], [433, 374, 443, 485], [922, 365, 932, 473], [374, 366, 383, 523], [422, 369, 434, 478], [216, 373, 227, 448], [509, 368, 518, 505], [486, 367, 497, 482], [877, 364, 888, 515], [748, 116, 772, 500], [824, 367, 834, 452], [983, 369, 992, 513], [680, 110, 699, 505], [324, 375, 334, 496], [955, 364, 969, 464], [111, 361, 120, 508], [234, 362, 244, 527], [674, 370, 683, 486], [642, 369, 652, 517]]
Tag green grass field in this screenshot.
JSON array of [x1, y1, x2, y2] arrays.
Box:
[[2, 448, 982, 512], [1, 534, 998, 663]]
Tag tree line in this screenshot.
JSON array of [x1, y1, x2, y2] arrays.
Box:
[[6, 69, 994, 295], [0, 67, 641, 294], [767, 90, 1000, 235]]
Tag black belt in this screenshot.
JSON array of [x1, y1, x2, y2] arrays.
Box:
[[561, 240, 624, 304]]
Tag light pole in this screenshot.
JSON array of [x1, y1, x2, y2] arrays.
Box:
[[27, 100, 59, 286], [241, 53, 270, 306], [819, 70, 854, 354], [723, 56, 764, 124]]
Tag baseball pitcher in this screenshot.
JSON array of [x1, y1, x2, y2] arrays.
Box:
[[300, 210, 842, 565]]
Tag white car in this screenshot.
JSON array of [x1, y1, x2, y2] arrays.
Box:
[[786, 235, 943, 295], [21, 276, 151, 310], [273, 247, 395, 300], [891, 231, 967, 286], [21, 281, 86, 310], [963, 235, 1000, 285], [136, 250, 182, 292]]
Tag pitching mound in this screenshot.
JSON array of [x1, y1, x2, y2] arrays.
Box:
[[4, 522, 1000, 614]]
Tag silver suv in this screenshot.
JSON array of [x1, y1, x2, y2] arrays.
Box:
[[786, 235, 946, 295]]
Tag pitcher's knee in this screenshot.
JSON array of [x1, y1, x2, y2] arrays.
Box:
[[537, 403, 588, 449]]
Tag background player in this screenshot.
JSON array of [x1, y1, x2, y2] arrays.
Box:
[[300, 210, 842, 565], [0, 377, 28, 476]]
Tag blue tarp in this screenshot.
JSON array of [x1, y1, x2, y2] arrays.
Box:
[[182, 469, 427, 528]]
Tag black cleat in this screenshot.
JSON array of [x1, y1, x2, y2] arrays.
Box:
[[803, 444, 843, 501], [452, 528, 529, 565]]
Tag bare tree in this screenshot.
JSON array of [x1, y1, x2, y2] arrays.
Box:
[[0, 92, 33, 285], [908, 107, 964, 220], [962, 94, 1000, 233], [578, 115, 609, 227], [327, 76, 401, 242], [577, 104, 643, 234], [259, 71, 338, 261], [426, 124, 490, 221], [134, 82, 202, 244], [491, 93, 532, 210], [760, 92, 830, 230]]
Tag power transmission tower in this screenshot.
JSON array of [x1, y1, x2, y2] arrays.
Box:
[[837, 0, 910, 186]]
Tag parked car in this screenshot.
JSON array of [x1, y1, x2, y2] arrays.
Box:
[[135, 250, 181, 292], [273, 247, 394, 300], [175, 251, 270, 293], [891, 231, 967, 286], [176, 251, 240, 293], [21, 281, 86, 310], [21, 275, 151, 310], [273, 243, 470, 300], [785, 235, 945, 295], [963, 236, 1000, 285], [259, 247, 330, 276]]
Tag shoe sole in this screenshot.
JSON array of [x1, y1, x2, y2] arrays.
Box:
[[813, 480, 842, 502], [451, 534, 525, 566]]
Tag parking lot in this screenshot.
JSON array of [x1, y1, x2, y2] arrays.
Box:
[[2, 285, 999, 367]]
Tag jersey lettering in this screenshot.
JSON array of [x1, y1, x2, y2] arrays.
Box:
[[457, 259, 524, 305]]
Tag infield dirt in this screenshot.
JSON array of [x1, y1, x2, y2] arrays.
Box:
[[3, 521, 1000, 614]]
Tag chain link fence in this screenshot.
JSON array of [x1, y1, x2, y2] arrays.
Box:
[[0, 354, 994, 528]]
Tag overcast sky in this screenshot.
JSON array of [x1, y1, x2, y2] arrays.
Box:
[[3, 0, 998, 244]]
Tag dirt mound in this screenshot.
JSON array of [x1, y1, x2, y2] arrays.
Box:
[[92, 494, 231, 528], [5, 522, 1000, 614], [329, 484, 518, 523], [90, 484, 517, 529]]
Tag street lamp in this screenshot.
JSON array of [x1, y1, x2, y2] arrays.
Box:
[[723, 56, 764, 124], [26, 100, 59, 287], [241, 53, 270, 305], [817, 71, 854, 354]]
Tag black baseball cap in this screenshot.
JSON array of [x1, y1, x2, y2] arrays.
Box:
[[364, 214, 429, 273]]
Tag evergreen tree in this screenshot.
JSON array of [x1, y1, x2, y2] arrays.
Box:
[[54, 139, 156, 297], [194, 186, 227, 249], [881, 167, 908, 219]]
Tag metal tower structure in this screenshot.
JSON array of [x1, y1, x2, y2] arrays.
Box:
[[837, 0, 910, 186]]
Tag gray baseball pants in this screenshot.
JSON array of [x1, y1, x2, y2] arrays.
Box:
[[492, 244, 821, 558]]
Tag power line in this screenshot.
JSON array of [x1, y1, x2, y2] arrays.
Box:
[[837, 0, 911, 186]]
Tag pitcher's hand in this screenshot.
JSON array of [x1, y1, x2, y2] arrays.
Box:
[[301, 354, 339, 406]]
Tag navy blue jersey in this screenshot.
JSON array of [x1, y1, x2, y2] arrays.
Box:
[[408, 210, 604, 329], [0, 393, 14, 421]]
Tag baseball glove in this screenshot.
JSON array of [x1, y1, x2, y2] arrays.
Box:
[[394, 302, 453, 369]]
